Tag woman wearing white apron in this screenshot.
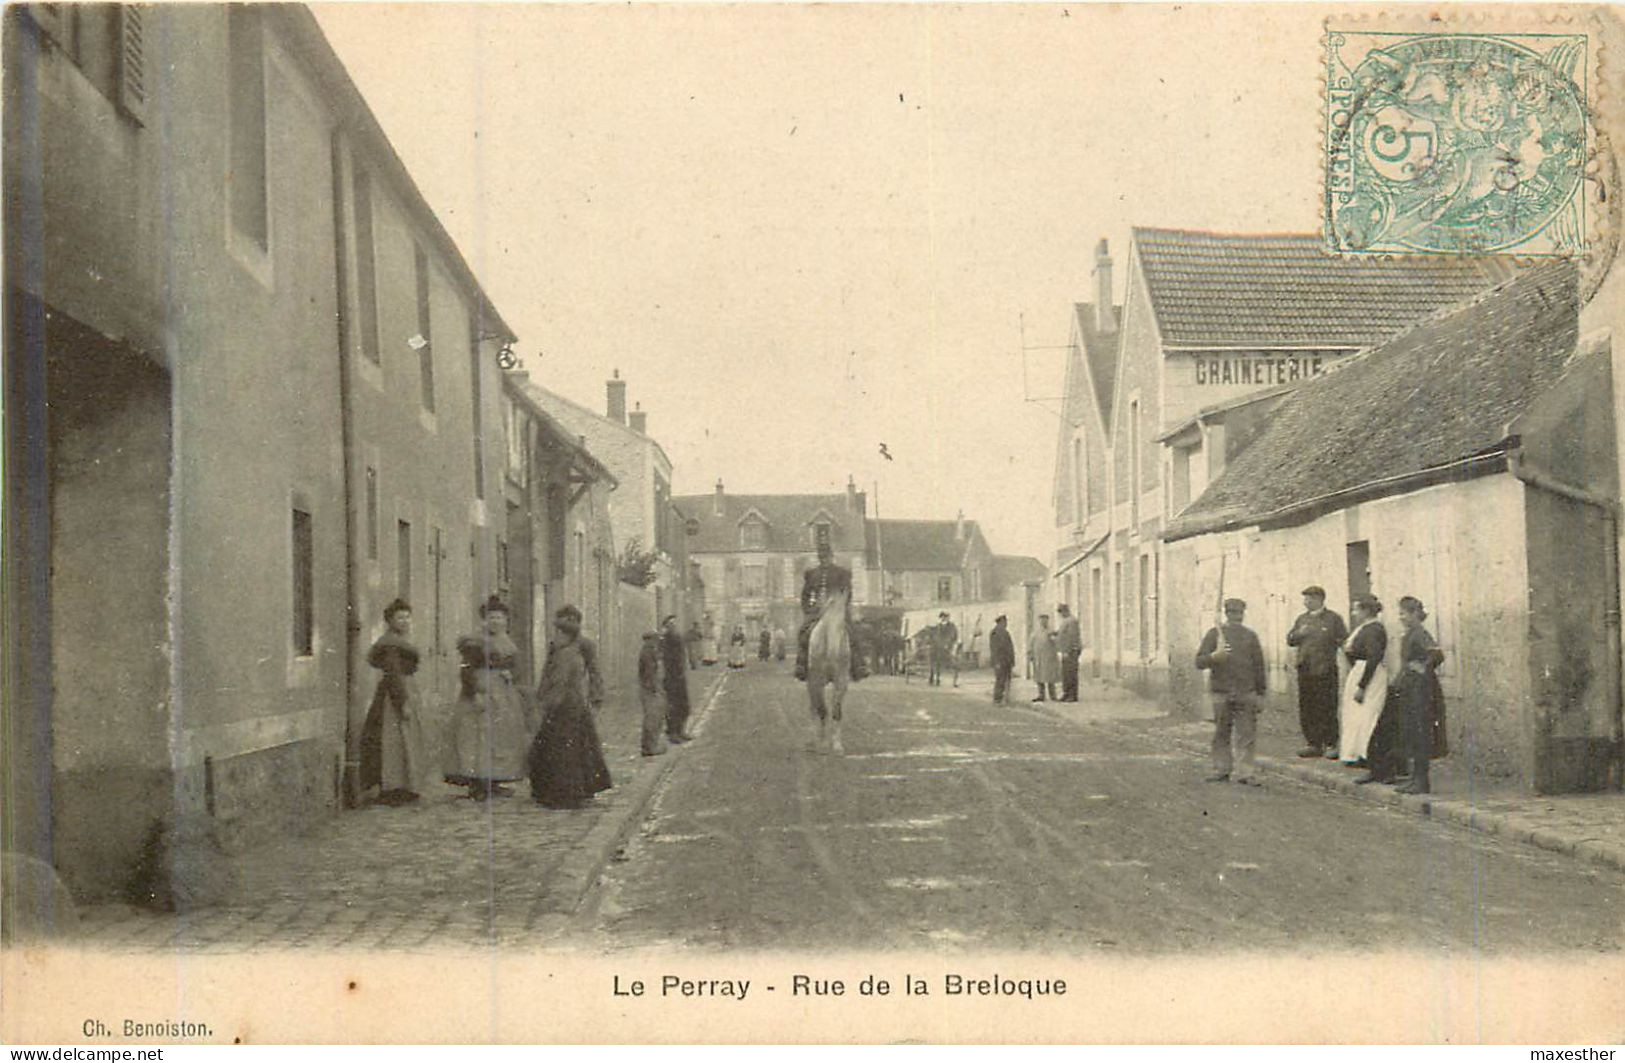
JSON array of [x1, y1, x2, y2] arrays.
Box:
[[1338, 594, 1390, 765]]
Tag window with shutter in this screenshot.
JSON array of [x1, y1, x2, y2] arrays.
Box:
[[28, 4, 65, 44], [117, 5, 147, 124]]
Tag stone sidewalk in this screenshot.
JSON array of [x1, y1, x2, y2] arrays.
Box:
[[71, 668, 730, 951], [934, 667, 1625, 877]]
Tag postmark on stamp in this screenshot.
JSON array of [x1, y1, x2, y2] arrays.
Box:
[[1325, 29, 1590, 256]]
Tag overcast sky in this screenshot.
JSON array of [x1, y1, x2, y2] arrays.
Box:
[[311, 3, 1329, 562]]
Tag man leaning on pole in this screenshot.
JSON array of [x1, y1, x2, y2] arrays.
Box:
[[1194, 598, 1266, 786]]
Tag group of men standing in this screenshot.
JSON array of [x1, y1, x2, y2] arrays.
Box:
[[636, 614, 696, 756], [1194, 584, 1369, 787]]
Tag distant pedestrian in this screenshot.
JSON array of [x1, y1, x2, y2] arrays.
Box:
[[772, 626, 787, 662], [661, 614, 694, 743], [686, 622, 703, 669], [989, 614, 1016, 704], [528, 613, 612, 809], [1029, 614, 1060, 702], [728, 625, 748, 669], [638, 631, 667, 757], [930, 611, 959, 686], [1056, 604, 1082, 702], [1195, 598, 1266, 785], [359, 598, 428, 806], [1286, 585, 1347, 759], [1338, 595, 1389, 766], [758, 628, 771, 661], [700, 617, 719, 666]]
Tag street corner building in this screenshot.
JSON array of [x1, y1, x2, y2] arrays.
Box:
[[0, 4, 570, 916], [674, 478, 875, 642], [1047, 229, 1510, 703], [1163, 260, 1622, 794], [514, 370, 695, 684]]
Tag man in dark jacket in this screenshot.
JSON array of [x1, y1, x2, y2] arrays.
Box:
[[1056, 604, 1082, 701], [989, 615, 1016, 705], [1286, 584, 1347, 759], [1195, 598, 1266, 786], [638, 631, 666, 756], [795, 538, 864, 683], [660, 614, 693, 743], [929, 611, 958, 687]]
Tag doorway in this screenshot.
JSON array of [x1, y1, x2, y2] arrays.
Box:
[[1346, 540, 1371, 615]]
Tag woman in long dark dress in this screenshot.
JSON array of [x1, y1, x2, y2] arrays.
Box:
[[528, 615, 612, 809], [359, 598, 428, 805], [1390, 595, 1448, 795]]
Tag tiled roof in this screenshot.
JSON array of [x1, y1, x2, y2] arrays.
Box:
[[872, 519, 978, 571], [1166, 261, 1579, 540], [526, 385, 674, 470], [1133, 228, 1513, 348], [1075, 302, 1120, 424], [672, 491, 868, 555], [993, 555, 1049, 587]]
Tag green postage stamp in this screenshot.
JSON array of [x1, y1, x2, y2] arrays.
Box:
[[1325, 29, 1590, 255]]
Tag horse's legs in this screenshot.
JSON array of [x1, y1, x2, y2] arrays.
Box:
[[829, 673, 848, 754], [807, 674, 827, 752]]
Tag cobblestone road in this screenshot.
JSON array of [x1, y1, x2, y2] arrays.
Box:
[[572, 666, 1625, 953], [73, 672, 727, 952]]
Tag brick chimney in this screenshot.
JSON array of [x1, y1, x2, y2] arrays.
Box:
[[606, 369, 627, 424], [629, 401, 647, 434], [1094, 239, 1116, 332], [846, 474, 858, 513], [955, 509, 966, 540], [713, 478, 725, 516]]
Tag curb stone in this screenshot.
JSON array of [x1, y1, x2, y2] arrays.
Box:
[[531, 670, 729, 938], [1024, 699, 1625, 877]]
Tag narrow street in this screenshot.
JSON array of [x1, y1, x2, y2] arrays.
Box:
[[574, 664, 1625, 953]]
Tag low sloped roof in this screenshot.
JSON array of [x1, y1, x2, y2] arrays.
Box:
[[1075, 302, 1121, 425], [673, 492, 868, 554], [993, 554, 1049, 586], [873, 519, 980, 571], [1165, 260, 1579, 540], [1133, 228, 1512, 348]]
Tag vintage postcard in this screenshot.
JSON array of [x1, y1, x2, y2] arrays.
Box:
[[4, 1, 1625, 1046]]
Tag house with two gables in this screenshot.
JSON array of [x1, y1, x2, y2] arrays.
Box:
[[1049, 228, 1508, 700], [1163, 262, 1621, 793]]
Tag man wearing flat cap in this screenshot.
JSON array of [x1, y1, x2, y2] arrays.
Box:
[[1286, 584, 1347, 759], [1195, 597, 1266, 785]]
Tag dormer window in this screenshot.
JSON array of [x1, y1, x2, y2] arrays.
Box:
[[811, 521, 832, 552], [740, 517, 767, 551]]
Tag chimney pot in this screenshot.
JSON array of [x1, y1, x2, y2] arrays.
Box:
[[1094, 239, 1116, 333], [607, 370, 628, 424], [629, 401, 647, 435]]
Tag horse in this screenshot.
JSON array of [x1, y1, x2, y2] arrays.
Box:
[[806, 588, 850, 754]]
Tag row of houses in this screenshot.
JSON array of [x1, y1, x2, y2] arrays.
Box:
[[1, 5, 700, 903], [1048, 230, 1620, 793], [675, 480, 1048, 650]]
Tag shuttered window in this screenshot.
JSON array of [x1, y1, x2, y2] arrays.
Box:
[[31, 4, 143, 123], [292, 508, 314, 657], [227, 6, 268, 249], [116, 5, 147, 123]]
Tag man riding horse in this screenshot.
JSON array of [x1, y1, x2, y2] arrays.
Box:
[[795, 538, 867, 683]]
